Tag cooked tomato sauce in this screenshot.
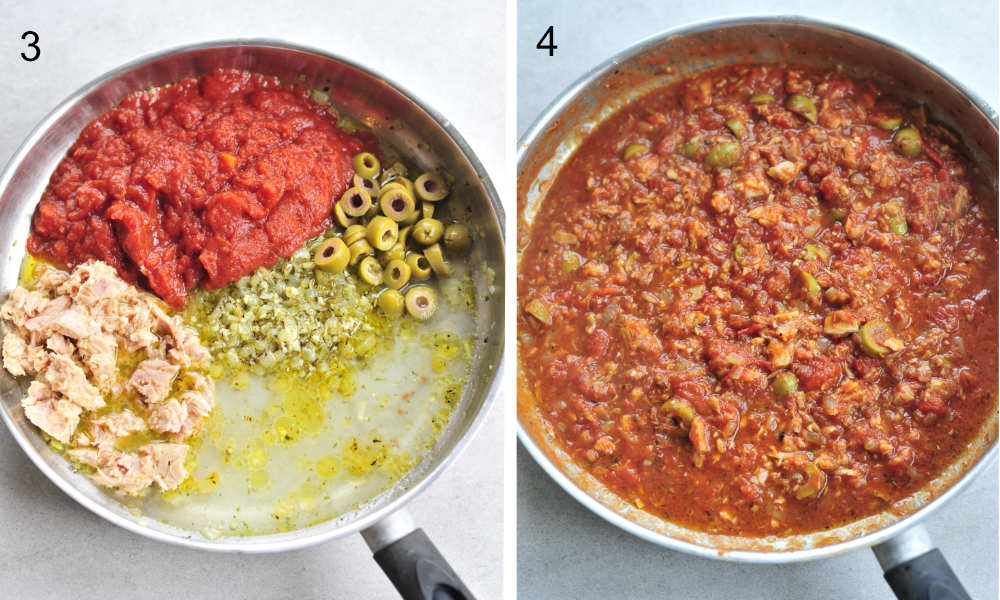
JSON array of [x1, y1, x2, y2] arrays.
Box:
[[28, 68, 364, 308], [518, 64, 998, 536]]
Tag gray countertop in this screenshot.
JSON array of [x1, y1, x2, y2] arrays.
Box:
[[516, 1, 998, 599], [0, 1, 504, 598]]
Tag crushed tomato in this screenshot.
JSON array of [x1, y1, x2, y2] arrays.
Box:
[[28, 68, 365, 308]]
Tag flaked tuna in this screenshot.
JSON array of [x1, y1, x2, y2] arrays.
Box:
[[1, 260, 214, 495]]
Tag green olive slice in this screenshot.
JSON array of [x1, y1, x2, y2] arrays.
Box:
[[893, 127, 923, 158], [383, 259, 411, 290], [662, 399, 694, 425], [858, 320, 905, 357], [622, 143, 648, 160], [333, 201, 355, 228], [343, 224, 368, 247], [405, 286, 438, 321], [749, 93, 775, 104], [414, 172, 449, 202], [314, 237, 350, 274], [725, 119, 749, 139], [366, 215, 399, 252], [353, 152, 380, 179], [423, 243, 451, 277], [795, 463, 828, 499], [786, 94, 818, 123], [340, 186, 372, 217], [357, 256, 383, 286], [800, 271, 822, 305], [874, 116, 903, 131], [681, 139, 700, 158], [379, 187, 417, 222], [524, 298, 552, 325], [406, 253, 432, 281], [705, 141, 742, 169], [377, 289, 405, 319], [412, 218, 444, 245], [771, 372, 799, 397]]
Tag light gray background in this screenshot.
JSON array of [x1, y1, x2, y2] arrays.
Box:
[[0, 1, 504, 599], [517, 1, 998, 599]]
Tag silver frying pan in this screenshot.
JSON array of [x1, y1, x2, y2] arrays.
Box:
[[518, 16, 996, 600], [0, 40, 505, 599]]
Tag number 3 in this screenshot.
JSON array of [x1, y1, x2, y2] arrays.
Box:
[[21, 31, 40, 62]]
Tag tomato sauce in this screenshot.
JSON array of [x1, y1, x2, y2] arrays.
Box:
[[518, 64, 998, 536], [28, 69, 364, 308]]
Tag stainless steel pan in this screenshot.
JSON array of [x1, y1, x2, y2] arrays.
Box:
[[517, 16, 996, 599], [0, 40, 504, 599]]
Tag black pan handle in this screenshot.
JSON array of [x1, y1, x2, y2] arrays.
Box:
[[872, 525, 971, 600], [362, 509, 476, 600]]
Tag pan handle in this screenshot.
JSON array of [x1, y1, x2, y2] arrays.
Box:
[[872, 524, 971, 600], [362, 509, 476, 600]]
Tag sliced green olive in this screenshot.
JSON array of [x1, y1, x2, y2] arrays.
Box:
[[412, 218, 444, 245], [379, 241, 406, 266], [662, 399, 694, 425], [443, 223, 471, 253], [682, 139, 700, 158], [405, 286, 438, 321], [379, 187, 417, 222], [348, 238, 374, 266], [333, 201, 355, 228], [786, 94, 818, 123], [725, 118, 749, 139], [381, 175, 415, 196], [771, 372, 799, 397], [561, 251, 581, 273], [339, 186, 372, 217], [314, 237, 350, 273], [366, 215, 399, 252], [802, 244, 830, 262], [705, 141, 742, 169], [889, 216, 908, 235], [524, 298, 552, 325], [749, 93, 775, 104], [422, 203, 436, 219], [377, 289, 405, 319], [357, 256, 383, 286], [732, 243, 746, 263], [353, 173, 379, 197], [343, 224, 368, 246], [423, 243, 451, 277], [406, 253, 433, 281], [414, 172, 449, 202], [875, 116, 903, 131], [379, 180, 409, 197], [829, 208, 847, 222], [824, 310, 861, 337], [353, 152, 380, 180], [622, 143, 648, 160], [893, 127, 923, 158], [800, 271, 822, 304], [858, 320, 905, 357], [383, 259, 411, 289], [795, 463, 827, 499]]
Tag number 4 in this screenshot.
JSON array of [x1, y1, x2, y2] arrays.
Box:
[[536, 25, 557, 56]]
